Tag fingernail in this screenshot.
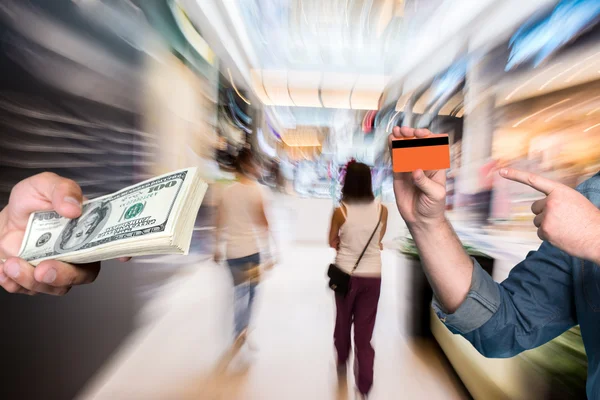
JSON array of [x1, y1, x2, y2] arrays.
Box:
[[43, 268, 57, 284], [5, 260, 20, 279], [64, 196, 82, 208], [500, 168, 508, 176]]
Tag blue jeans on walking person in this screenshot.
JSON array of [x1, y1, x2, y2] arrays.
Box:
[[227, 253, 261, 338]]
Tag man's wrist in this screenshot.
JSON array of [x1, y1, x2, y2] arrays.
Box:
[[591, 227, 600, 265], [407, 215, 449, 235], [586, 211, 600, 265]]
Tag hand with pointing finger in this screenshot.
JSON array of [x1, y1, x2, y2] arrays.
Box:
[[388, 126, 447, 228], [0, 172, 131, 296], [500, 168, 600, 263]]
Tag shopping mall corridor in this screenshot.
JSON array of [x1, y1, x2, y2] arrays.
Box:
[[77, 194, 468, 400]]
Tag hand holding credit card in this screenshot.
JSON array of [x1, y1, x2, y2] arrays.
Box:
[[388, 126, 448, 227], [391, 132, 450, 173]]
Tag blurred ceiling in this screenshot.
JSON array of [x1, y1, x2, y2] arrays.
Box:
[[179, 0, 442, 110], [177, 0, 600, 163], [180, 0, 559, 114], [236, 0, 409, 72], [231, 0, 407, 109]]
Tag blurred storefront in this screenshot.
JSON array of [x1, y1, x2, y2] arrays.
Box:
[[419, 3, 600, 398], [139, 0, 219, 179], [484, 19, 600, 231]]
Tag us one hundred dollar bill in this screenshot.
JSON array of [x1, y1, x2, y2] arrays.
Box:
[[18, 168, 207, 265]]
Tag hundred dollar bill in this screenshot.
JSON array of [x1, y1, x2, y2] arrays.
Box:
[[18, 168, 207, 265]]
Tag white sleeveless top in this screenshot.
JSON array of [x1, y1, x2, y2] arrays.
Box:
[[335, 201, 382, 277], [220, 181, 265, 259]]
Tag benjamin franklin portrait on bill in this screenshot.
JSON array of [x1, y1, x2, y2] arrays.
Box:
[[57, 201, 111, 252]]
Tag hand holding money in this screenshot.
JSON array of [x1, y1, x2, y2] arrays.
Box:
[[0, 172, 128, 295], [0, 168, 208, 296]]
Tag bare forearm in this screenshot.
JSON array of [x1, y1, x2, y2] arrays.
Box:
[[408, 218, 473, 313], [586, 223, 600, 265]]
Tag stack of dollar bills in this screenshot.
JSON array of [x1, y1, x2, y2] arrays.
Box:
[[17, 168, 208, 265]]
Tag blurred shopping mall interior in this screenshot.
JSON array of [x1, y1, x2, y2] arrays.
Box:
[[0, 0, 599, 399]]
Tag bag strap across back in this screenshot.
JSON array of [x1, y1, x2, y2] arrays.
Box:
[[350, 207, 383, 274]]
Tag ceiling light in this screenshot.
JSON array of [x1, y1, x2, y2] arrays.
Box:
[[320, 72, 356, 109], [351, 74, 387, 110], [227, 68, 251, 105], [288, 70, 322, 108], [249, 69, 386, 109], [263, 70, 295, 107], [281, 127, 321, 147], [250, 69, 272, 105]]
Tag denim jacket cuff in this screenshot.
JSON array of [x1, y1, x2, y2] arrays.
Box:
[[431, 258, 500, 334]]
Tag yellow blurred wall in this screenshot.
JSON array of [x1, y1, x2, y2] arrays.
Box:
[[142, 48, 218, 178]]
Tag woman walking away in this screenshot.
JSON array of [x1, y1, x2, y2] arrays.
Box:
[[328, 160, 388, 399], [214, 148, 277, 351]]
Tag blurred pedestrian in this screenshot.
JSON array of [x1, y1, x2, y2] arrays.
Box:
[[327, 161, 388, 399], [273, 160, 284, 192], [214, 148, 277, 350]]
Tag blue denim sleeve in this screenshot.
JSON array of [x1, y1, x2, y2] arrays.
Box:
[[432, 241, 577, 358], [431, 258, 501, 332]]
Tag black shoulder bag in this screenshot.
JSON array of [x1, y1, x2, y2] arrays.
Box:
[[327, 209, 382, 296]]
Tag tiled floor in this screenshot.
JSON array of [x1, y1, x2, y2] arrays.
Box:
[[78, 196, 468, 400]]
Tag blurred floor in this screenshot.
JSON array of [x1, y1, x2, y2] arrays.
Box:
[[131, 205, 217, 308], [78, 195, 468, 400]]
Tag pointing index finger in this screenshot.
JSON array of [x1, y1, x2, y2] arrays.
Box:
[[500, 168, 560, 195]]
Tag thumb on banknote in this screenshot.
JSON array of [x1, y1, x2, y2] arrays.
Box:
[[2, 173, 83, 258], [7, 172, 83, 226]]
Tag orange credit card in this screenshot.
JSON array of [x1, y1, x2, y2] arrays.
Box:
[[392, 134, 450, 173]]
